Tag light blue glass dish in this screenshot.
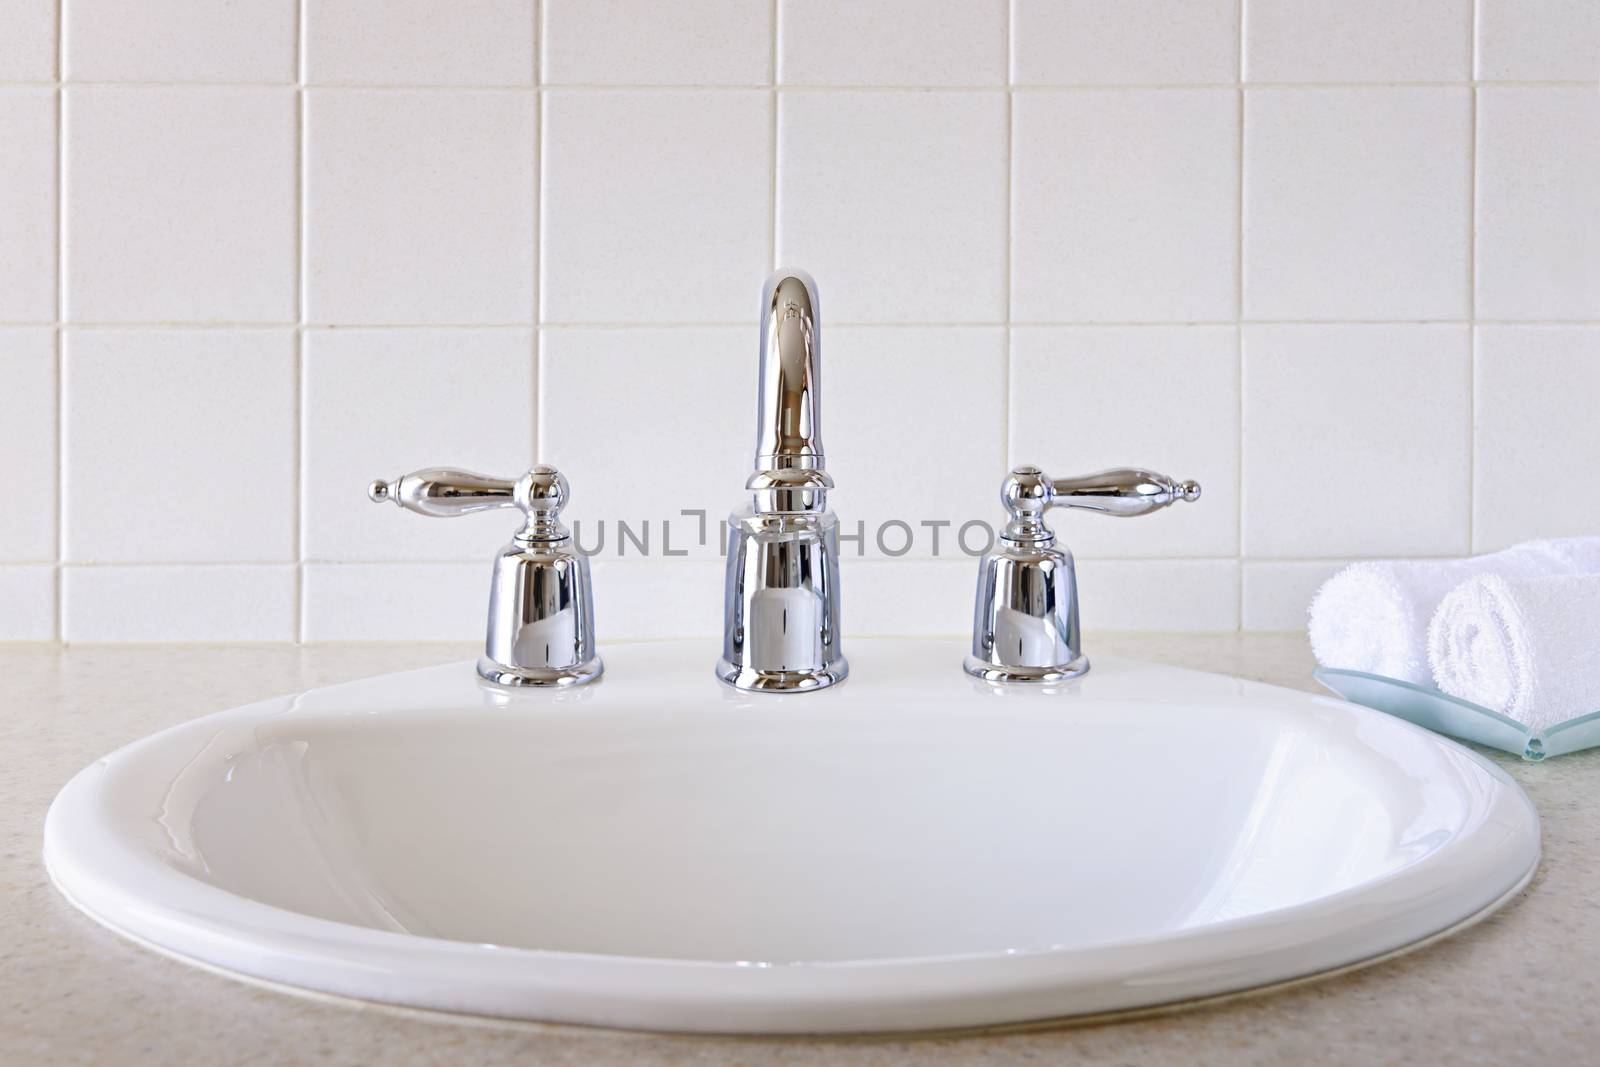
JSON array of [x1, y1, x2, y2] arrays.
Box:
[[1314, 667, 1600, 762]]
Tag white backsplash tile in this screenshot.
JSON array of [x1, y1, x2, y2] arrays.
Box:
[[1473, 326, 1600, 552], [0, 90, 57, 321], [1242, 560, 1349, 631], [778, 0, 1006, 87], [824, 327, 1005, 557], [1243, 324, 1470, 558], [63, 329, 296, 563], [1475, 88, 1600, 321], [1243, 88, 1470, 321], [63, 88, 296, 323], [63, 564, 296, 641], [541, 90, 770, 323], [0, 328, 55, 560], [778, 91, 1006, 323], [544, 0, 769, 85], [305, 0, 535, 86], [1476, 0, 1600, 82], [5, 4, 1596, 641], [65, 0, 295, 83], [1010, 326, 1239, 558], [1244, 0, 1470, 82], [1012, 0, 1239, 86], [301, 562, 482, 640], [1012, 90, 1238, 323], [1075, 559, 1241, 631], [0, 0, 56, 81], [540, 326, 750, 559], [302, 328, 535, 561], [0, 564, 55, 640], [305, 90, 536, 325]]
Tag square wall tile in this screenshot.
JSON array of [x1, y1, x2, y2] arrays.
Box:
[[1076, 560, 1240, 631], [778, 0, 1005, 86], [1010, 326, 1238, 557], [590, 560, 724, 640], [1245, 0, 1470, 82], [0, 328, 55, 560], [305, 90, 536, 325], [302, 563, 483, 640], [778, 92, 1005, 323], [1474, 327, 1600, 552], [65, 0, 295, 82], [1477, 0, 1600, 81], [0, 565, 55, 640], [63, 329, 295, 563], [845, 560, 973, 636], [1242, 560, 1349, 631], [302, 328, 534, 561], [1242, 324, 1469, 558], [0, 90, 56, 322], [1012, 90, 1237, 323], [63, 565, 295, 641], [306, 0, 535, 86], [825, 328, 1005, 558], [64, 88, 296, 323], [542, 90, 770, 323], [544, 0, 769, 85], [1012, 0, 1239, 85], [0, 0, 58, 80], [1476, 89, 1600, 321], [1244, 88, 1469, 320], [540, 328, 748, 560]]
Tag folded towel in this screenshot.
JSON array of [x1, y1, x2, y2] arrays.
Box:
[[1308, 538, 1600, 684], [1428, 573, 1600, 732]]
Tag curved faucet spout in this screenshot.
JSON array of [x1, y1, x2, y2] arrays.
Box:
[[754, 269, 824, 473]]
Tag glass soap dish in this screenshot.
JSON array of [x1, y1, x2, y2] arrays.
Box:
[[1315, 667, 1600, 762]]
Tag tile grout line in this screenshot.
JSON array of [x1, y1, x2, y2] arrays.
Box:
[[531, 0, 542, 466], [1466, 0, 1479, 555], [769, 0, 779, 270], [52, 0, 64, 640], [1001, 0, 1014, 472], [293, 0, 306, 641], [15, 79, 1597, 91], [1235, 0, 1248, 628]]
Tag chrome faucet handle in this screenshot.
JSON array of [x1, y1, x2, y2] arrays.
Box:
[[967, 464, 1200, 685], [1000, 466, 1201, 543], [368, 466, 572, 543], [367, 465, 601, 688]]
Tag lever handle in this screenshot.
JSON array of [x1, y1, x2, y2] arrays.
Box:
[[368, 465, 570, 542], [1000, 465, 1199, 543], [1048, 467, 1202, 517]]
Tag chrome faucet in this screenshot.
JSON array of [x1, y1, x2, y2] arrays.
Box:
[[716, 269, 847, 693], [368, 465, 602, 687], [966, 466, 1200, 684]]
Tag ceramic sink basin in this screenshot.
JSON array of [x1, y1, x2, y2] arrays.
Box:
[[44, 639, 1539, 1034]]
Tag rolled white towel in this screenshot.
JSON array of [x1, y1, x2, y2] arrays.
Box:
[[1308, 537, 1600, 684], [1428, 573, 1600, 733]]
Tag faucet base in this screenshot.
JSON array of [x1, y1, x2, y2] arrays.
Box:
[[716, 658, 848, 694], [963, 654, 1089, 685], [477, 655, 604, 688]]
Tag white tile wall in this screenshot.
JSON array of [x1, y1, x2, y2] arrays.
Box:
[[0, 1, 1595, 642]]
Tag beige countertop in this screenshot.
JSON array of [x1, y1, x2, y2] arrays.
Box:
[[5, 634, 1597, 1066]]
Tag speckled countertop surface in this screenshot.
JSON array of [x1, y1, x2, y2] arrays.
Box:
[[5, 634, 1597, 1066]]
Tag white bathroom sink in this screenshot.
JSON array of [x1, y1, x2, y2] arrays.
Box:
[[44, 639, 1538, 1034]]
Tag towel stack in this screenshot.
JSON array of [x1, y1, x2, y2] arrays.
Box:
[[1309, 538, 1600, 729]]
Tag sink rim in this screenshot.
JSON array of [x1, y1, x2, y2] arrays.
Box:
[[43, 638, 1542, 1034]]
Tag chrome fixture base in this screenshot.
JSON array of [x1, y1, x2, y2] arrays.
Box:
[[719, 269, 847, 694], [477, 655, 604, 688], [968, 467, 1199, 684], [963, 654, 1089, 685], [370, 465, 603, 688], [715, 658, 848, 693]]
